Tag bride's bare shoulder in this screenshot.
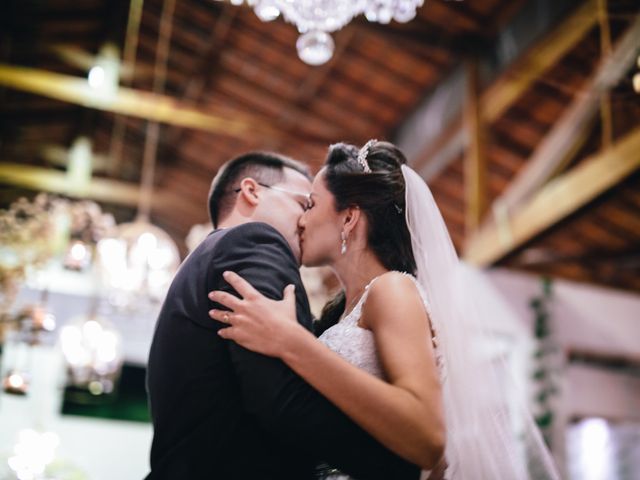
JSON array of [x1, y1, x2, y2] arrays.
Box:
[[363, 271, 425, 328], [371, 271, 418, 296]]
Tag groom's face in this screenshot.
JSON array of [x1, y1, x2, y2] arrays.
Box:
[[256, 167, 312, 263]]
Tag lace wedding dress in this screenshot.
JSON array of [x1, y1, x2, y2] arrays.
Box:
[[317, 273, 441, 480], [314, 164, 558, 480]]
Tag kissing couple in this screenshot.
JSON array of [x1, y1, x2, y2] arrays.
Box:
[[145, 140, 559, 479]]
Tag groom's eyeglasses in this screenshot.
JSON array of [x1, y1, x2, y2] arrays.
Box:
[[232, 183, 312, 211]]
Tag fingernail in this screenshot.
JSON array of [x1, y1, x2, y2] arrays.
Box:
[[209, 309, 215, 315], [208, 292, 215, 299], [223, 271, 231, 278]]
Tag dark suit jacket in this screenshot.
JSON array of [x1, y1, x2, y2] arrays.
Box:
[[146, 222, 419, 479]]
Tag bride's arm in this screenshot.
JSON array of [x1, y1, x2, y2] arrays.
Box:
[[283, 272, 444, 470], [210, 271, 445, 470]]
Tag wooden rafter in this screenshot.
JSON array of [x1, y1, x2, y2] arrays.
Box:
[[414, 0, 600, 179], [0, 63, 281, 139], [480, 0, 599, 122], [464, 59, 488, 232], [597, 0, 613, 149], [157, 5, 239, 152], [464, 127, 640, 266], [0, 161, 140, 206], [497, 12, 640, 210], [0, 161, 193, 214]]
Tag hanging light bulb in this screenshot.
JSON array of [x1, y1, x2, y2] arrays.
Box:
[[87, 43, 120, 98], [87, 65, 105, 89]]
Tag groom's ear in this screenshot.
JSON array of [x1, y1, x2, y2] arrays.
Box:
[[238, 178, 260, 206]]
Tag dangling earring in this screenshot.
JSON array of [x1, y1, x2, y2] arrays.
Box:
[[340, 231, 347, 255]]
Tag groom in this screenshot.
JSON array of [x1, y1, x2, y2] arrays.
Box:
[[145, 152, 419, 479]]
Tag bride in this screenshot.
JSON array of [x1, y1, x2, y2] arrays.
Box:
[[208, 140, 559, 479]]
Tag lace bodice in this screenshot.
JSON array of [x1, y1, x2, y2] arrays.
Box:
[[318, 273, 442, 380], [318, 283, 385, 378], [317, 273, 443, 480]]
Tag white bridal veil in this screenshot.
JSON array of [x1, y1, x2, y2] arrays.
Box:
[[401, 165, 559, 480]]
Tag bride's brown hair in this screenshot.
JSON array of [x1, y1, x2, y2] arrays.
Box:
[[314, 140, 417, 335]]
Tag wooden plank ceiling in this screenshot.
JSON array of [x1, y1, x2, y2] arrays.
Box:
[[1, 0, 639, 293]]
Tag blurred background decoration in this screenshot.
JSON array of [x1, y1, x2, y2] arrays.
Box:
[[0, 195, 67, 344], [0, 0, 639, 478], [96, 220, 179, 311], [60, 309, 123, 397]]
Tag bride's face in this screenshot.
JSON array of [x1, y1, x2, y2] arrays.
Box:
[[298, 169, 344, 267]]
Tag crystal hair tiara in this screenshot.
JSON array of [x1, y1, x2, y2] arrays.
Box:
[[357, 139, 376, 173]]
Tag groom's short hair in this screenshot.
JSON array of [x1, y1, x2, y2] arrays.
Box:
[[208, 152, 310, 227]]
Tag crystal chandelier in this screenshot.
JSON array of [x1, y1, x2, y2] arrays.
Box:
[[229, 0, 425, 65]]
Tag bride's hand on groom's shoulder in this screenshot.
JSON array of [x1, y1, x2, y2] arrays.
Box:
[[208, 271, 309, 357]]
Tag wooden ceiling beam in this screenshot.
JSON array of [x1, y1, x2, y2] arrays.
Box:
[[485, 0, 529, 36], [47, 44, 158, 81], [481, 0, 599, 121], [107, 2, 238, 175], [157, 6, 238, 146], [354, 20, 481, 59], [0, 63, 283, 139], [597, 0, 614, 149], [0, 161, 139, 206], [212, 73, 347, 141], [464, 59, 488, 233], [414, 0, 600, 179], [497, 13, 640, 211], [464, 127, 640, 266], [0, 161, 193, 215], [517, 245, 640, 273]]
